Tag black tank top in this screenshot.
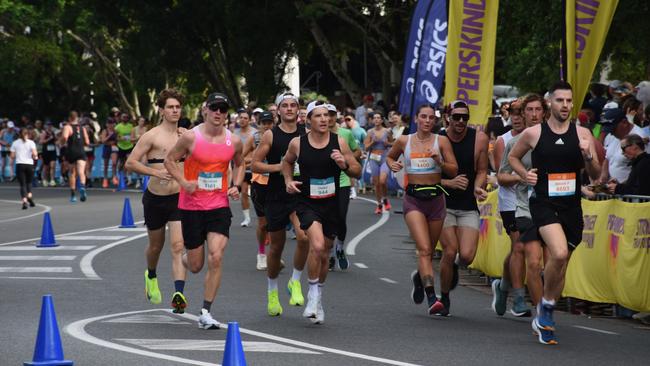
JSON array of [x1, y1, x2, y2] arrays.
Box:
[[440, 128, 478, 211], [531, 122, 584, 207], [297, 132, 341, 202], [67, 124, 85, 153], [267, 124, 306, 195]]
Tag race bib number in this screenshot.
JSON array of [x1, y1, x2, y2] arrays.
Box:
[[548, 173, 576, 197], [409, 153, 435, 173], [310, 177, 335, 199], [46, 145, 56, 152], [198, 172, 223, 191], [111, 146, 119, 152], [293, 162, 300, 177], [369, 153, 382, 162]]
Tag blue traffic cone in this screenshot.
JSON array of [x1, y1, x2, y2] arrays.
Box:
[[119, 198, 136, 228], [116, 173, 126, 191], [222, 322, 246, 366], [141, 175, 149, 193], [37, 212, 57, 248], [24, 295, 73, 366]]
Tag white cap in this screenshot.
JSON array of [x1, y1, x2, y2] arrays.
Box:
[[326, 104, 337, 113], [252, 107, 264, 113], [603, 101, 619, 110], [275, 91, 299, 106], [306, 100, 329, 116], [7, 121, 15, 128]]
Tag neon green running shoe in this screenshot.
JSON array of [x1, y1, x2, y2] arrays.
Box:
[[287, 279, 304, 306], [171, 291, 187, 314], [144, 270, 162, 304], [267, 289, 283, 316]]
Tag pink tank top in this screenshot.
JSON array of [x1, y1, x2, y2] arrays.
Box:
[[178, 126, 234, 211]]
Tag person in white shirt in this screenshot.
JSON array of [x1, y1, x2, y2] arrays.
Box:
[[355, 94, 374, 129], [10, 128, 38, 209], [598, 108, 649, 184]]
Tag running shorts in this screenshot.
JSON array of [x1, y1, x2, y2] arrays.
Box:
[[142, 190, 181, 231], [181, 207, 232, 249]]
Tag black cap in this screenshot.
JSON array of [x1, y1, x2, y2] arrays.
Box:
[[259, 111, 274, 122], [206, 92, 229, 106], [600, 108, 626, 134]]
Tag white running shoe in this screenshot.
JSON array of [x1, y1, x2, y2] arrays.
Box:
[[311, 299, 325, 324], [303, 292, 319, 319], [49, 180, 56, 187], [349, 187, 357, 199], [240, 218, 251, 227], [256, 253, 267, 271], [198, 309, 220, 330]]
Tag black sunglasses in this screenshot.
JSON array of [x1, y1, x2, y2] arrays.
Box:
[[451, 113, 469, 122], [208, 103, 229, 113], [621, 143, 631, 152]]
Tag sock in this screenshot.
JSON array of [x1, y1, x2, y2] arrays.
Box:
[[202, 300, 212, 313], [425, 286, 436, 300], [318, 283, 324, 296], [335, 238, 344, 251], [70, 189, 76, 196], [308, 278, 319, 297], [267, 277, 278, 291], [147, 268, 157, 278], [174, 280, 185, 293], [542, 297, 556, 307], [291, 268, 302, 282], [258, 242, 266, 254], [243, 209, 250, 220], [512, 287, 525, 298], [500, 277, 511, 292]]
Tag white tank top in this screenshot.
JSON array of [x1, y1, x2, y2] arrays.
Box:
[[404, 134, 442, 175], [497, 130, 517, 212]]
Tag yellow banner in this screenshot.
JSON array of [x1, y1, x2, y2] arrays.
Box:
[[566, 0, 619, 117], [444, 0, 499, 130], [470, 190, 511, 277]]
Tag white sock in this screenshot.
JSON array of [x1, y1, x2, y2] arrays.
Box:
[[291, 268, 302, 281], [335, 238, 344, 251], [542, 297, 556, 307], [243, 209, 250, 220], [267, 277, 278, 291], [318, 283, 324, 296], [308, 278, 319, 297]]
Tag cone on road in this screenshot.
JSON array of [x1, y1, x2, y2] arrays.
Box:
[[222, 322, 246, 366], [37, 212, 57, 248], [24, 295, 74, 366], [116, 173, 127, 192], [141, 175, 149, 193], [119, 198, 136, 228]]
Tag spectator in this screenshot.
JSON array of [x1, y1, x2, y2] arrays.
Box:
[[355, 94, 374, 129], [343, 112, 367, 149], [607, 134, 650, 196], [1, 120, 18, 181], [622, 97, 643, 127], [598, 108, 649, 184]]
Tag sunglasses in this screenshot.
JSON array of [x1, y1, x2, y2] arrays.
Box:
[[621, 143, 632, 152], [451, 113, 469, 122], [344, 118, 352, 122], [208, 103, 229, 113]]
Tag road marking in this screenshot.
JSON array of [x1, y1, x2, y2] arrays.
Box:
[[108, 227, 147, 232], [104, 314, 190, 325], [117, 339, 320, 354], [0, 199, 52, 223], [346, 202, 390, 255], [0, 220, 144, 246], [572, 325, 619, 335], [0, 267, 72, 273], [67, 309, 424, 366], [0, 276, 90, 280], [380, 277, 397, 284], [354, 263, 368, 268], [57, 235, 127, 241], [80, 232, 149, 279], [0, 255, 75, 260], [0, 245, 96, 251]]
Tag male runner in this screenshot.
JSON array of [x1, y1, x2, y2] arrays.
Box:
[[165, 92, 245, 329], [126, 88, 189, 313], [252, 92, 310, 316], [283, 101, 361, 323], [235, 109, 257, 227], [509, 81, 600, 344], [115, 112, 134, 185], [438, 100, 489, 316], [59, 111, 90, 202]]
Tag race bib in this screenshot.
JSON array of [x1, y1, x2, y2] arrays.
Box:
[[122, 135, 131, 141], [46, 145, 56, 152], [409, 152, 435, 173], [548, 173, 576, 197], [198, 172, 223, 191], [310, 177, 335, 199], [84, 146, 93, 152], [369, 153, 382, 162], [293, 162, 300, 177], [111, 146, 119, 152]]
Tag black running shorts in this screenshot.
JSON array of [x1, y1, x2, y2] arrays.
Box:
[[251, 182, 267, 217], [181, 207, 232, 250], [515, 216, 540, 244], [265, 195, 298, 232], [295, 199, 339, 240], [499, 210, 518, 235], [529, 198, 583, 251], [142, 190, 181, 231]]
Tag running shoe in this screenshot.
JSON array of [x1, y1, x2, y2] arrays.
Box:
[[41, 180, 49, 187], [383, 199, 391, 211], [374, 204, 383, 215], [535, 303, 556, 331], [171, 292, 187, 314], [410, 270, 425, 304], [532, 318, 558, 345], [49, 179, 56, 187], [311, 298, 325, 324], [70, 194, 77, 203], [510, 295, 532, 317], [256, 254, 267, 271], [336, 249, 349, 270], [350, 187, 357, 199], [328, 256, 336, 271], [112, 175, 119, 186], [22, 202, 28, 210], [79, 187, 87, 202], [198, 309, 220, 329], [240, 218, 250, 227], [102, 178, 109, 188], [435, 295, 451, 317], [135, 179, 141, 189], [287, 279, 304, 306], [303, 292, 319, 319], [144, 270, 162, 304], [428, 296, 445, 315], [27, 197, 35, 207], [491, 279, 507, 316], [450, 262, 460, 290], [267, 289, 283, 316]]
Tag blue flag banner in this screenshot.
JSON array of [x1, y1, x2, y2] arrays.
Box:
[[398, 0, 447, 132]]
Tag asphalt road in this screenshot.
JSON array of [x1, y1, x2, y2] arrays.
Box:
[[1, 184, 648, 366]]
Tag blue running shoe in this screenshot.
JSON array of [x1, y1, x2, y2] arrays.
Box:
[[532, 318, 558, 345], [491, 279, 507, 316], [79, 187, 87, 202], [70, 194, 77, 203], [536, 303, 556, 331]]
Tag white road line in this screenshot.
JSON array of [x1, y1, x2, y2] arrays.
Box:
[[117, 339, 320, 354], [354, 263, 368, 268], [0, 199, 52, 223], [0, 255, 75, 260], [572, 325, 619, 335], [0, 220, 144, 246], [346, 210, 390, 256], [104, 314, 190, 324], [0, 276, 89, 280], [0, 245, 96, 251], [380, 277, 398, 284], [80, 233, 148, 279], [0, 267, 72, 273], [57, 235, 126, 241], [107, 227, 147, 232]]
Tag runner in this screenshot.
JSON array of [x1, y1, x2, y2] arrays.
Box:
[[282, 100, 361, 324], [59, 111, 90, 203], [39, 122, 58, 187], [100, 119, 119, 187], [235, 109, 257, 227], [125, 89, 189, 313], [363, 112, 393, 214], [10, 128, 38, 209], [508, 81, 600, 344], [165, 92, 245, 329], [115, 112, 135, 186], [438, 100, 489, 316], [326, 104, 361, 271], [386, 104, 458, 315], [131, 116, 149, 189], [252, 92, 310, 317], [242, 111, 274, 270]]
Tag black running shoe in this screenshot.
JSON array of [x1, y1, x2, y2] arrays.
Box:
[[410, 270, 425, 304], [436, 295, 451, 317]]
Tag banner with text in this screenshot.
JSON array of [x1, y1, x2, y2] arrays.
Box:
[[444, 0, 499, 129]]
